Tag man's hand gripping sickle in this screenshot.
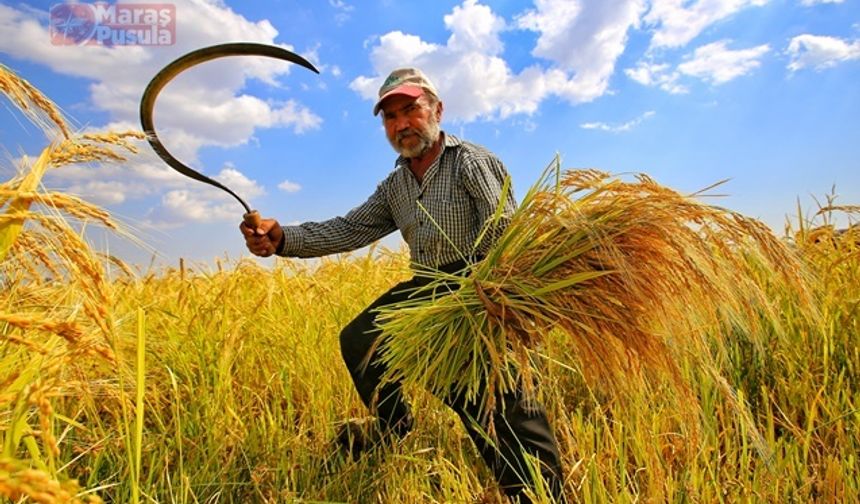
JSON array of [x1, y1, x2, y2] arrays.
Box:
[[139, 43, 319, 246], [239, 218, 284, 258]]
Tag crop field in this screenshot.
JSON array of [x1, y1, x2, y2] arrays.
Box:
[[1, 64, 858, 503]]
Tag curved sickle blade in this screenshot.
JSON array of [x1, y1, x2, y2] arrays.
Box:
[[140, 43, 320, 214]]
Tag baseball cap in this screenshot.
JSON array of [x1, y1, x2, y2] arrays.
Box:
[[372, 67, 439, 116]]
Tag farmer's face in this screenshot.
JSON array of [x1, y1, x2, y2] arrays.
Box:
[[381, 93, 442, 158]]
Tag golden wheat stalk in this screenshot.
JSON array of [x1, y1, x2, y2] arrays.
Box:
[[0, 146, 53, 261], [0, 456, 101, 504], [50, 132, 146, 167], [0, 61, 137, 504], [1, 191, 115, 228], [0, 64, 70, 139]]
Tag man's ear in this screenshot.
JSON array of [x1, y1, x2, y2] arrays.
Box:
[[435, 100, 444, 122]]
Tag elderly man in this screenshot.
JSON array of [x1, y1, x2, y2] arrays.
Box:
[[241, 68, 564, 502]]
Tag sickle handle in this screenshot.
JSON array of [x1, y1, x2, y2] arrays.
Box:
[[243, 210, 262, 230]]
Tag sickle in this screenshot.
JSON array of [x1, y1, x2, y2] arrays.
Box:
[[139, 42, 319, 228]]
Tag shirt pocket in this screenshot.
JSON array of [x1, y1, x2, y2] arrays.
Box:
[[422, 192, 473, 253], [398, 214, 417, 244]]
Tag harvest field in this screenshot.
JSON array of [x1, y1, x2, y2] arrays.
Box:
[[2, 64, 858, 504]]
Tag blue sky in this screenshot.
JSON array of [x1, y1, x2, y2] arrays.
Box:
[[1, 0, 859, 268]]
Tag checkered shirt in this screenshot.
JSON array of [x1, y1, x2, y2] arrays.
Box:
[[277, 133, 516, 268]]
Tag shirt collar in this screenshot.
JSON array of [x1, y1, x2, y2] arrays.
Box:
[[443, 132, 462, 148]]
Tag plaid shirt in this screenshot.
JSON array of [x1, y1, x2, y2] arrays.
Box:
[[277, 133, 516, 268]]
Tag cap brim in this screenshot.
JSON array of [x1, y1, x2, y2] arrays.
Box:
[[373, 85, 424, 116]]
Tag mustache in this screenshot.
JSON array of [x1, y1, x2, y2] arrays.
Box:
[[396, 129, 422, 142]]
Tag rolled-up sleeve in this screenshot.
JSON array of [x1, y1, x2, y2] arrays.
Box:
[[278, 182, 397, 258]]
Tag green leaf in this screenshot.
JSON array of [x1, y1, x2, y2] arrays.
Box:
[[530, 269, 615, 296]]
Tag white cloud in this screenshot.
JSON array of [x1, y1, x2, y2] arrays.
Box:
[[351, 30, 521, 122], [800, 0, 844, 5], [352, 0, 774, 114], [0, 1, 321, 225], [142, 164, 265, 227], [360, 31, 440, 76], [786, 34, 860, 71], [302, 42, 340, 80], [445, 0, 507, 55], [150, 189, 238, 227], [40, 122, 189, 206], [329, 0, 354, 26], [352, 0, 645, 122], [215, 165, 265, 199], [141, 92, 319, 158], [34, 118, 266, 225], [329, 0, 354, 10], [625, 61, 688, 93], [677, 39, 770, 84], [518, 0, 646, 100], [627, 39, 768, 92], [580, 110, 655, 132], [277, 179, 302, 193], [65, 180, 143, 205], [644, 0, 769, 49]]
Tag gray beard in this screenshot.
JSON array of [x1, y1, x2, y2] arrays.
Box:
[[390, 119, 441, 158]]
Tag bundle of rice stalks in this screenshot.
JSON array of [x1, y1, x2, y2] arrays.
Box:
[[376, 157, 815, 420]]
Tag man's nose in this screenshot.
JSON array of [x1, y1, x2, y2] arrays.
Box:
[[393, 115, 410, 131]]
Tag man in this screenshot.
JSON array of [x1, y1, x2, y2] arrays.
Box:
[[240, 68, 564, 502]]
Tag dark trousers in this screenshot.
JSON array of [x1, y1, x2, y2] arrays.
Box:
[[339, 261, 565, 502]]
